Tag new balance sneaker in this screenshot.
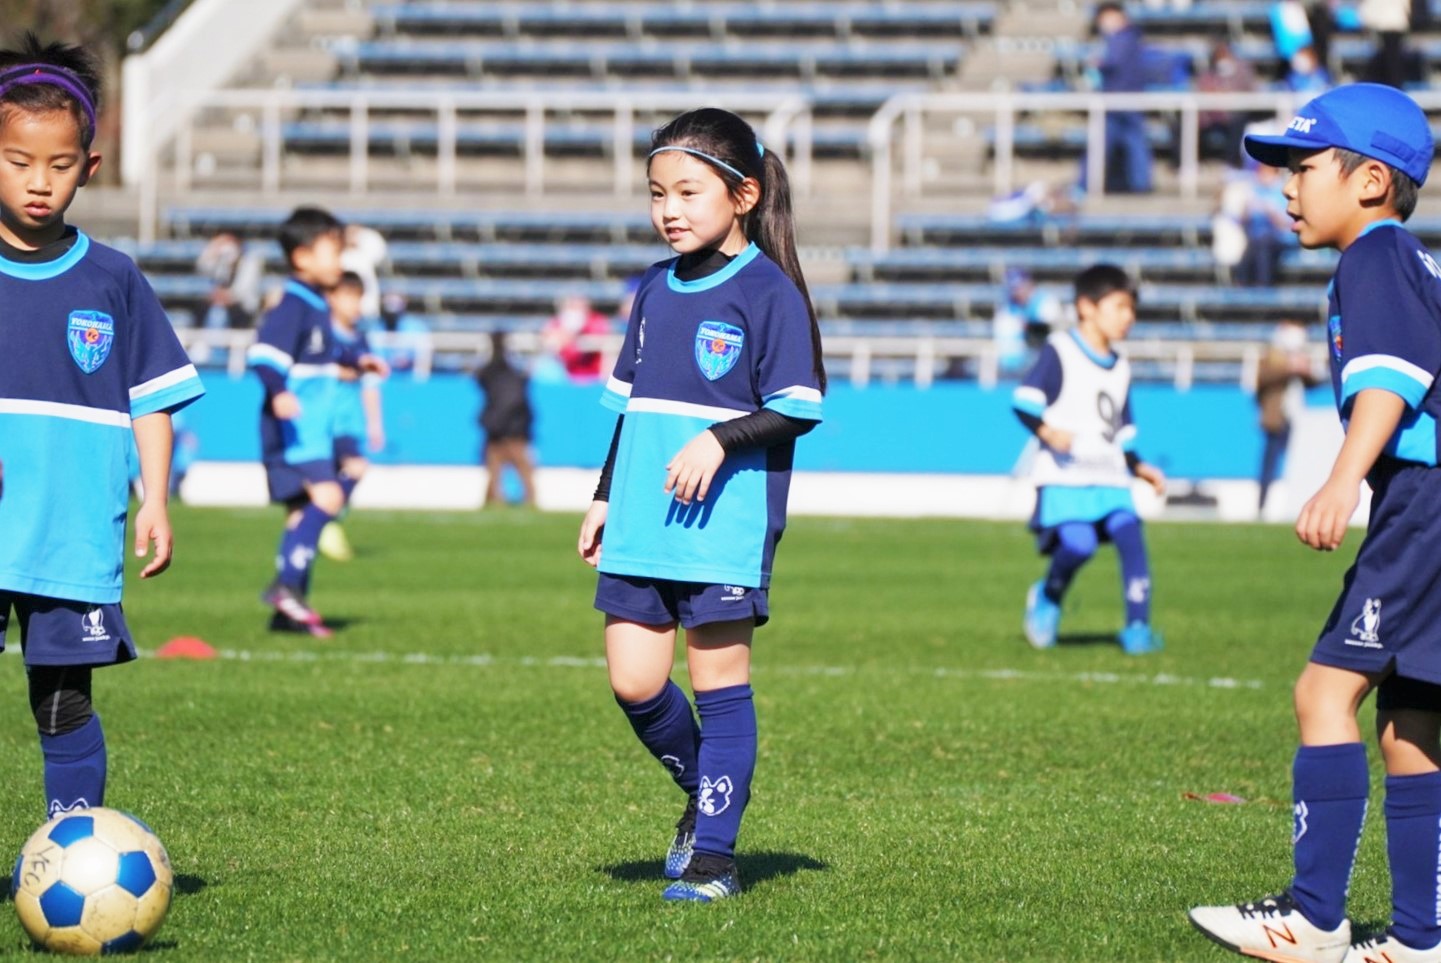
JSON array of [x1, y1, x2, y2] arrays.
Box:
[[1119, 621, 1163, 655], [317, 522, 354, 562], [665, 795, 698, 880], [261, 582, 333, 639], [1024, 580, 1060, 649], [1189, 892, 1351, 963], [1344, 932, 1441, 962], [661, 852, 741, 903]]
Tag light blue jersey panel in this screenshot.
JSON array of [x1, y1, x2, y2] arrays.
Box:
[[1037, 485, 1136, 528], [599, 410, 769, 587], [0, 413, 130, 603], [284, 365, 341, 464]]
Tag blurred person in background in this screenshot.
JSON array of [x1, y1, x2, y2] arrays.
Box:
[[196, 229, 263, 329], [541, 292, 612, 382], [995, 268, 1062, 377], [366, 291, 431, 375], [1196, 42, 1260, 167], [340, 222, 388, 322], [475, 331, 536, 508], [1080, 2, 1154, 194], [1255, 319, 1322, 515]]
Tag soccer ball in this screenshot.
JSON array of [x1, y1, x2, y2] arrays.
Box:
[[10, 807, 173, 955]]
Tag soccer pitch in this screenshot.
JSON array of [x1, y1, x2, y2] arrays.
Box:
[[0, 507, 1389, 961]]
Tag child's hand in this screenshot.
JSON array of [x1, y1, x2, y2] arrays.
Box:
[[369, 426, 387, 453], [1038, 424, 1074, 453], [578, 500, 607, 567], [665, 430, 725, 504], [133, 499, 173, 579], [271, 391, 301, 420], [1135, 462, 1166, 496], [360, 354, 391, 379], [1296, 477, 1359, 551]]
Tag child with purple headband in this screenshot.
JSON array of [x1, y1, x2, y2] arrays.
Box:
[[0, 33, 204, 818]]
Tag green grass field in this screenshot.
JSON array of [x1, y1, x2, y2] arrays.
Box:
[[0, 507, 1385, 961]]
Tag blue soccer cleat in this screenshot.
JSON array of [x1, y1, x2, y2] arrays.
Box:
[[665, 795, 698, 880], [662, 853, 741, 903], [1024, 580, 1060, 649], [1119, 621, 1163, 655]]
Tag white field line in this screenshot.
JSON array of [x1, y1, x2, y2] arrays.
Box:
[[135, 646, 1265, 691]]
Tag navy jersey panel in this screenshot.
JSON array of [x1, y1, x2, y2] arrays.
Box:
[[1310, 460, 1441, 686], [598, 245, 823, 588], [0, 234, 205, 603], [250, 281, 343, 466], [1013, 341, 1064, 416], [1328, 221, 1441, 466]]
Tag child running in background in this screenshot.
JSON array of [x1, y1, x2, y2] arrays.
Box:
[[1013, 264, 1166, 654], [0, 34, 204, 815], [248, 209, 387, 636], [318, 270, 386, 561], [577, 107, 825, 902], [1190, 84, 1441, 963]]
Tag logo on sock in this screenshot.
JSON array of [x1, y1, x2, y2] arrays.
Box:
[[289, 545, 315, 573], [48, 797, 91, 819], [660, 754, 686, 780], [1349, 598, 1382, 646], [697, 775, 734, 816], [80, 608, 110, 642], [1126, 577, 1150, 605], [1293, 800, 1309, 844]]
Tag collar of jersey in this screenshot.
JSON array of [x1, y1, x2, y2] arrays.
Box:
[[0, 230, 89, 280], [666, 242, 760, 293], [1068, 328, 1118, 368], [285, 278, 329, 311], [1358, 218, 1403, 239]]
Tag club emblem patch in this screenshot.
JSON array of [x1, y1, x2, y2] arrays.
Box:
[[67, 310, 115, 374], [695, 320, 743, 381], [1328, 313, 1343, 362]]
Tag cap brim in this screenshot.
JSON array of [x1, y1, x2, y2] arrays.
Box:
[[1242, 133, 1329, 168]]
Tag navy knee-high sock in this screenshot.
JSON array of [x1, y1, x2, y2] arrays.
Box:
[[1386, 771, 1441, 950], [1105, 513, 1151, 625], [693, 684, 757, 861], [338, 474, 359, 507], [1044, 522, 1097, 603], [276, 504, 333, 591], [40, 714, 106, 817], [1290, 743, 1369, 930], [616, 680, 700, 795]]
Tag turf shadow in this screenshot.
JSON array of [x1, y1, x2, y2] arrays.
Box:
[[1056, 631, 1123, 647], [175, 874, 207, 896], [600, 851, 827, 888]]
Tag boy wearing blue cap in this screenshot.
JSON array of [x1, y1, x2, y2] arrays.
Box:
[[1190, 84, 1441, 963]]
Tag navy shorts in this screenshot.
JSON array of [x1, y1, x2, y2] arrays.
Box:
[[1312, 460, 1441, 690], [333, 436, 363, 462], [265, 457, 338, 504], [595, 574, 769, 629], [0, 593, 136, 667]]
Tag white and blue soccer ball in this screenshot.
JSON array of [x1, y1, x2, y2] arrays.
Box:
[[10, 807, 173, 955]]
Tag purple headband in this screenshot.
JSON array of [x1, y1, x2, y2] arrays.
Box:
[[0, 64, 97, 144]]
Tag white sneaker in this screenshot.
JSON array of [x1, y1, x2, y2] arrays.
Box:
[[1344, 933, 1441, 963], [1189, 892, 1351, 962]]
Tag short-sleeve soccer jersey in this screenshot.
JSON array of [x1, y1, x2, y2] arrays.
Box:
[[249, 280, 354, 466], [1326, 220, 1441, 465], [598, 244, 824, 588], [0, 233, 204, 603], [331, 327, 375, 444]]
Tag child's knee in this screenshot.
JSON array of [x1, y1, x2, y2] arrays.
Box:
[[341, 457, 367, 481], [308, 481, 345, 515], [1056, 524, 1099, 561]]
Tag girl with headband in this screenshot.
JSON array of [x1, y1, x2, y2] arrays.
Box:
[[0, 33, 204, 818], [577, 107, 825, 902]]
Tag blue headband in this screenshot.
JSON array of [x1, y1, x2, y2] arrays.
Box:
[[0, 63, 97, 144], [649, 142, 767, 180]]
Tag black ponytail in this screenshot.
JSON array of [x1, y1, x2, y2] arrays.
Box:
[[649, 108, 827, 393]]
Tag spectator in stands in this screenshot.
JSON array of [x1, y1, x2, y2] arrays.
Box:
[[1270, 0, 1316, 79], [1196, 42, 1260, 167], [1255, 319, 1321, 515], [995, 268, 1063, 376], [1360, 0, 1420, 88], [341, 222, 388, 322], [366, 291, 431, 375], [1080, 2, 1153, 194], [1284, 44, 1333, 92], [476, 332, 536, 508], [196, 230, 263, 329], [541, 292, 612, 382], [1236, 163, 1293, 287]]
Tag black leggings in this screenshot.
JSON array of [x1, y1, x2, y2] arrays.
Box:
[[27, 664, 94, 737]]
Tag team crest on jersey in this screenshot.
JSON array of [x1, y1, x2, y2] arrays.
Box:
[[1328, 314, 1343, 362], [66, 310, 114, 374], [695, 320, 744, 381]]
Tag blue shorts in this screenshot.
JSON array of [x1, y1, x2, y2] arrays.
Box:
[[333, 436, 363, 462], [595, 574, 770, 629], [0, 593, 136, 667], [1312, 460, 1441, 689], [265, 457, 338, 505], [1032, 509, 1140, 555]]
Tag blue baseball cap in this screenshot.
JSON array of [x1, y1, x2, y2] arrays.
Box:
[[1243, 83, 1433, 187]]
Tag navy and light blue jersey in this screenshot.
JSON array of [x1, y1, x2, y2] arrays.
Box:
[[599, 243, 823, 588], [0, 233, 204, 603], [1326, 221, 1441, 466], [248, 280, 358, 465], [331, 326, 377, 443]]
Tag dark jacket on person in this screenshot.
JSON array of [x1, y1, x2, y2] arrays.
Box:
[[477, 359, 534, 442]]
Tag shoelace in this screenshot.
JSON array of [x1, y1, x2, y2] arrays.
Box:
[[1237, 895, 1295, 919]]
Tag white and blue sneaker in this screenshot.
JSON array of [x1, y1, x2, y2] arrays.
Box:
[[664, 795, 697, 880], [662, 852, 741, 903], [1189, 892, 1350, 962], [1344, 932, 1441, 962], [1119, 621, 1163, 655], [1024, 580, 1060, 649]]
